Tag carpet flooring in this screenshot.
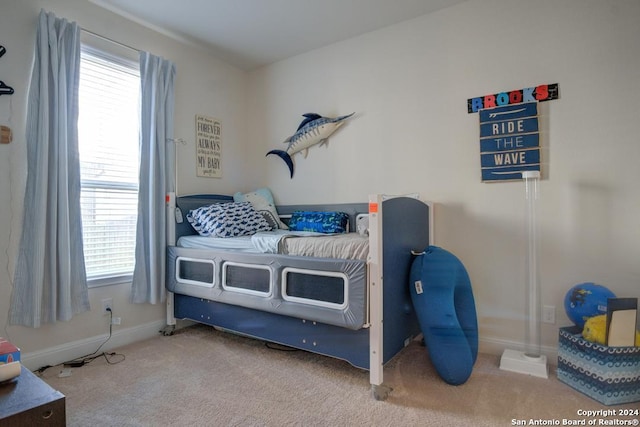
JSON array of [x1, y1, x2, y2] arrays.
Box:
[[39, 324, 639, 426]]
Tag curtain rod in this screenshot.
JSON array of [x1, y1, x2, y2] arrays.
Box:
[[80, 28, 140, 54]]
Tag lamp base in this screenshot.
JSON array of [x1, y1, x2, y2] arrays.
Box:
[[499, 349, 548, 379]]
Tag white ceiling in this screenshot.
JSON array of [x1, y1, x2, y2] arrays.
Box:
[[91, 0, 466, 70]]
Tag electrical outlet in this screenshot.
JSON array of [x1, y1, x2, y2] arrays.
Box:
[[111, 317, 122, 325], [542, 305, 555, 324], [101, 298, 113, 314]]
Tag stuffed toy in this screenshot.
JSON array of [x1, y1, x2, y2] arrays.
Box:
[[582, 314, 640, 346]]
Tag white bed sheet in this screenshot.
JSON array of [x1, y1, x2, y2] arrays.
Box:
[[282, 233, 369, 260], [177, 234, 255, 251], [177, 230, 369, 259], [177, 230, 323, 253]]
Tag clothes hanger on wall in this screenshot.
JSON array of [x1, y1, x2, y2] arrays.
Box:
[[0, 45, 14, 96], [0, 44, 14, 143], [0, 81, 13, 95]]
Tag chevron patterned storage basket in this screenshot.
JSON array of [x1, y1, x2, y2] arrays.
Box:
[[557, 326, 640, 405]]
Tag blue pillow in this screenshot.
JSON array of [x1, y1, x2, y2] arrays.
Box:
[[410, 246, 478, 385], [186, 201, 272, 237], [288, 211, 349, 233]]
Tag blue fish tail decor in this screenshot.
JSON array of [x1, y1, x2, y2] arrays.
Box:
[[266, 112, 355, 178]]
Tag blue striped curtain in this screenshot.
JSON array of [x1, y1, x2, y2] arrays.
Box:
[[131, 52, 175, 304], [10, 10, 89, 327]]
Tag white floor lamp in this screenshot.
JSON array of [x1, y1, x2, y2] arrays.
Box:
[[500, 170, 549, 378]]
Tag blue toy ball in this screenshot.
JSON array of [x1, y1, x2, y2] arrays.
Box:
[[564, 282, 616, 328]]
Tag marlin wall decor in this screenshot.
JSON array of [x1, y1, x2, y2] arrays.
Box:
[[267, 112, 354, 178]]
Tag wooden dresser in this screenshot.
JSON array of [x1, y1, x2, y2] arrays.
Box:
[[0, 366, 65, 426]]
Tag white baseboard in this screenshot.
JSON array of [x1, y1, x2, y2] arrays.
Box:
[[20, 321, 559, 371], [21, 320, 167, 371], [479, 336, 558, 366]]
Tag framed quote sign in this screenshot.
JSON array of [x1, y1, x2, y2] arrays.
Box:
[[195, 115, 222, 178]]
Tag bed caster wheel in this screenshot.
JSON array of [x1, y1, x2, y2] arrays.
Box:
[[160, 325, 175, 336], [371, 384, 392, 401]]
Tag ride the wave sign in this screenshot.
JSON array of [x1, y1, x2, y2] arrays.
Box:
[[478, 102, 540, 182]]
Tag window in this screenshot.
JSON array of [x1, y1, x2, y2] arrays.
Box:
[[78, 43, 140, 286]]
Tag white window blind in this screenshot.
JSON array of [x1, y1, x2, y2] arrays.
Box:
[[78, 45, 140, 285]]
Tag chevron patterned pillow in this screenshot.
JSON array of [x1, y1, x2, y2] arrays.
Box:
[[186, 201, 272, 237]]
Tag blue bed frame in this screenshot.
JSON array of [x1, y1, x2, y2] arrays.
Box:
[[164, 194, 431, 400]]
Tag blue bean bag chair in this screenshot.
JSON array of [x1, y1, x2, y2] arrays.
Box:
[[410, 246, 478, 385]]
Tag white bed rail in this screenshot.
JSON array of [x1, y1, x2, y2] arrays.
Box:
[[367, 194, 386, 398], [368, 193, 430, 400], [163, 191, 177, 335]]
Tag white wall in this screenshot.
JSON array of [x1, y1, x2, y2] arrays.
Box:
[[0, 0, 249, 368], [246, 0, 640, 355]]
